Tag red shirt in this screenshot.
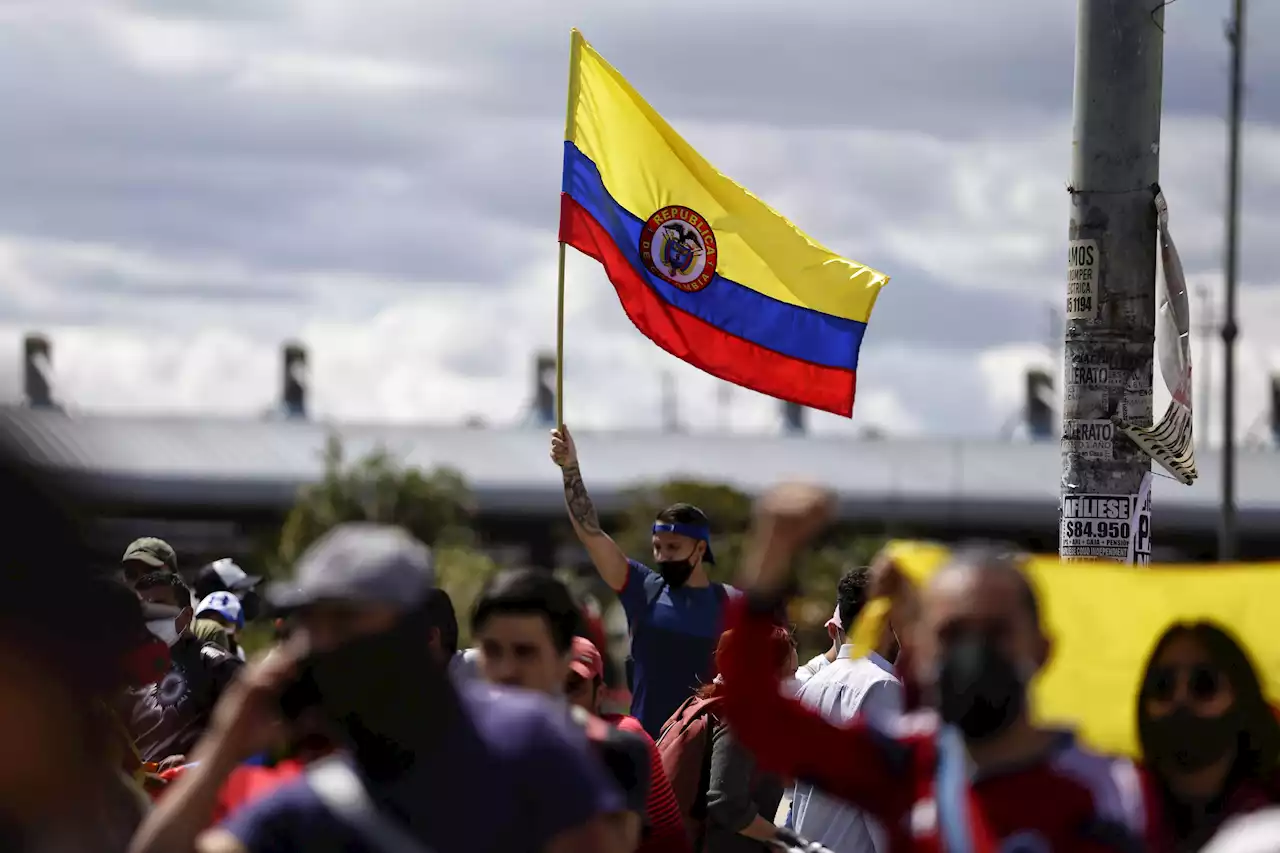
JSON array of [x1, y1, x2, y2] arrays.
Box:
[[719, 600, 1146, 853], [604, 713, 693, 853], [158, 759, 306, 825], [1140, 765, 1280, 852]]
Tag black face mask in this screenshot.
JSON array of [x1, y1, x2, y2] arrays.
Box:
[[656, 545, 702, 588], [656, 557, 696, 588], [238, 590, 262, 622], [285, 608, 457, 778], [936, 635, 1028, 743], [1146, 706, 1241, 773]]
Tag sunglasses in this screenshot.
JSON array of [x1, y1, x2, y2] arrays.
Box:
[[1144, 663, 1225, 704]]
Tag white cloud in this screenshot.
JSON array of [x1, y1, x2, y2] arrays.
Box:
[[0, 0, 1277, 452], [231, 52, 455, 96], [94, 11, 244, 75]]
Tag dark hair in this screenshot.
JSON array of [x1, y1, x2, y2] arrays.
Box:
[[1138, 622, 1280, 785], [472, 569, 583, 655], [134, 570, 193, 608], [940, 542, 1040, 626], [655, 503, 710, 527], [424, 588, 459, 657], [837, 566, 871, 631]]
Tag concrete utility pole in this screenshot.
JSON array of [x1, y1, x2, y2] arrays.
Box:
[[1060, 0, 1164, 563]]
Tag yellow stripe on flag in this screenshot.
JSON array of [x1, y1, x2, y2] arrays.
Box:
[[566, 29, 886, 323]]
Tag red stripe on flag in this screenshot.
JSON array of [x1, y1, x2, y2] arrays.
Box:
[[559, 194, 857, 417]]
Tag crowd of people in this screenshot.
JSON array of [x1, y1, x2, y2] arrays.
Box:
[[1, 425, 1279, 853]]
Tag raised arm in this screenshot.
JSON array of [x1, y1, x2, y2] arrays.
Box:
[[718, 484, 916, 823], [551, 425, 630, 591]]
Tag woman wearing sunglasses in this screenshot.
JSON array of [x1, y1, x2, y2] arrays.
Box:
[[1137, 621, 1280, 852]]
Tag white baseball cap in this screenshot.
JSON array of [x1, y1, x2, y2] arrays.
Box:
[[196, 591, 244, 631]]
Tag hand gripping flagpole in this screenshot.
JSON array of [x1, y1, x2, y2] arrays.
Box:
[[556, 30, 585, 428]]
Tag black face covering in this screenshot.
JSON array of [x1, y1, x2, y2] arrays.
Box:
[[238, 589, 262, 622], [656, 557, 696, 588], [937, 635, 1028, 743], [294, 607, 458, 779], [1146, 706, 1242, 773]]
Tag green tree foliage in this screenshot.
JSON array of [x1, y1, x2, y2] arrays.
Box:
[[264, 434, 500, 647], [274, 434, 477, 568]]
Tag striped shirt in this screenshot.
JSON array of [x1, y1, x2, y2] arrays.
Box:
[[606, 713, 693, 853]]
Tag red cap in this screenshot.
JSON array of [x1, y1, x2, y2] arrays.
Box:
[[569, 635, 604, 682]]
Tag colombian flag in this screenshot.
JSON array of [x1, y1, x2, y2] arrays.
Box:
[[558, 30, 888, 417]]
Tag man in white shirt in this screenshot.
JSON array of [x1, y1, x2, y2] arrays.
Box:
[[795, 604, 843, 684], [790, 567, 903, 853]]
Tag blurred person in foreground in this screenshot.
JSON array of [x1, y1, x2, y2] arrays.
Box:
[[155, 523, 626, 853], [552, 424, 735, 738], [718, 483, 1145, 852], [565, 635, 692, 853], [129, 571, 244, 768], [473, 567, 652, 853], [790, 567, 903, 853], [0, 443, 157, 852], [1136, 621, 1280, 852], [1199, 808, 1280, 853]]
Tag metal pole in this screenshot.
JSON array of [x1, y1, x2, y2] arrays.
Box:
[[1060, 0, 1164, 563], [1197, 286, 1213, 446], [1219, 0, 1245, 561]]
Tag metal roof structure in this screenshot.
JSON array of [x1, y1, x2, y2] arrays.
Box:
[[2, 407, 1277, 536]]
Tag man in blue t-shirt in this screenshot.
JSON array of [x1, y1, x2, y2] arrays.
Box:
[[551, 425, 736, 738], [181, 523, 626, 853]]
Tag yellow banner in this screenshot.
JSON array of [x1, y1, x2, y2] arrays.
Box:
[[854, 542, 1280, 756]]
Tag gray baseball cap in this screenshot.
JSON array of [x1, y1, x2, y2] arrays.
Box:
[[266, 523, 435, 612]]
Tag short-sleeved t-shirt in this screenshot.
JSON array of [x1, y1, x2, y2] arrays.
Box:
[[221, 681, 625, 853], [620, 560, 737, 737]]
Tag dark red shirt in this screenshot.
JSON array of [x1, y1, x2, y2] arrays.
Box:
[[157, 759, 306, 825], [719, 600, 1146, 853], [1140, 765, 1280, 852], [605, 713, 693, 853]]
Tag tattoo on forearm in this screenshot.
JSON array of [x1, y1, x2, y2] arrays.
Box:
[[562, 464, 603, 535]]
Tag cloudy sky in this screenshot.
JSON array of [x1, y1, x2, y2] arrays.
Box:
[[0, 0, 1276, 443]]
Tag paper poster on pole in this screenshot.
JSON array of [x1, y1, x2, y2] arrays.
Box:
[[1066, 239, 1100, 322], [1113, 190, 1197, 485], [1063, 419, 1114, 461], [1060, 494, 1136, 562], [1128, 472, 1153, 566]]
